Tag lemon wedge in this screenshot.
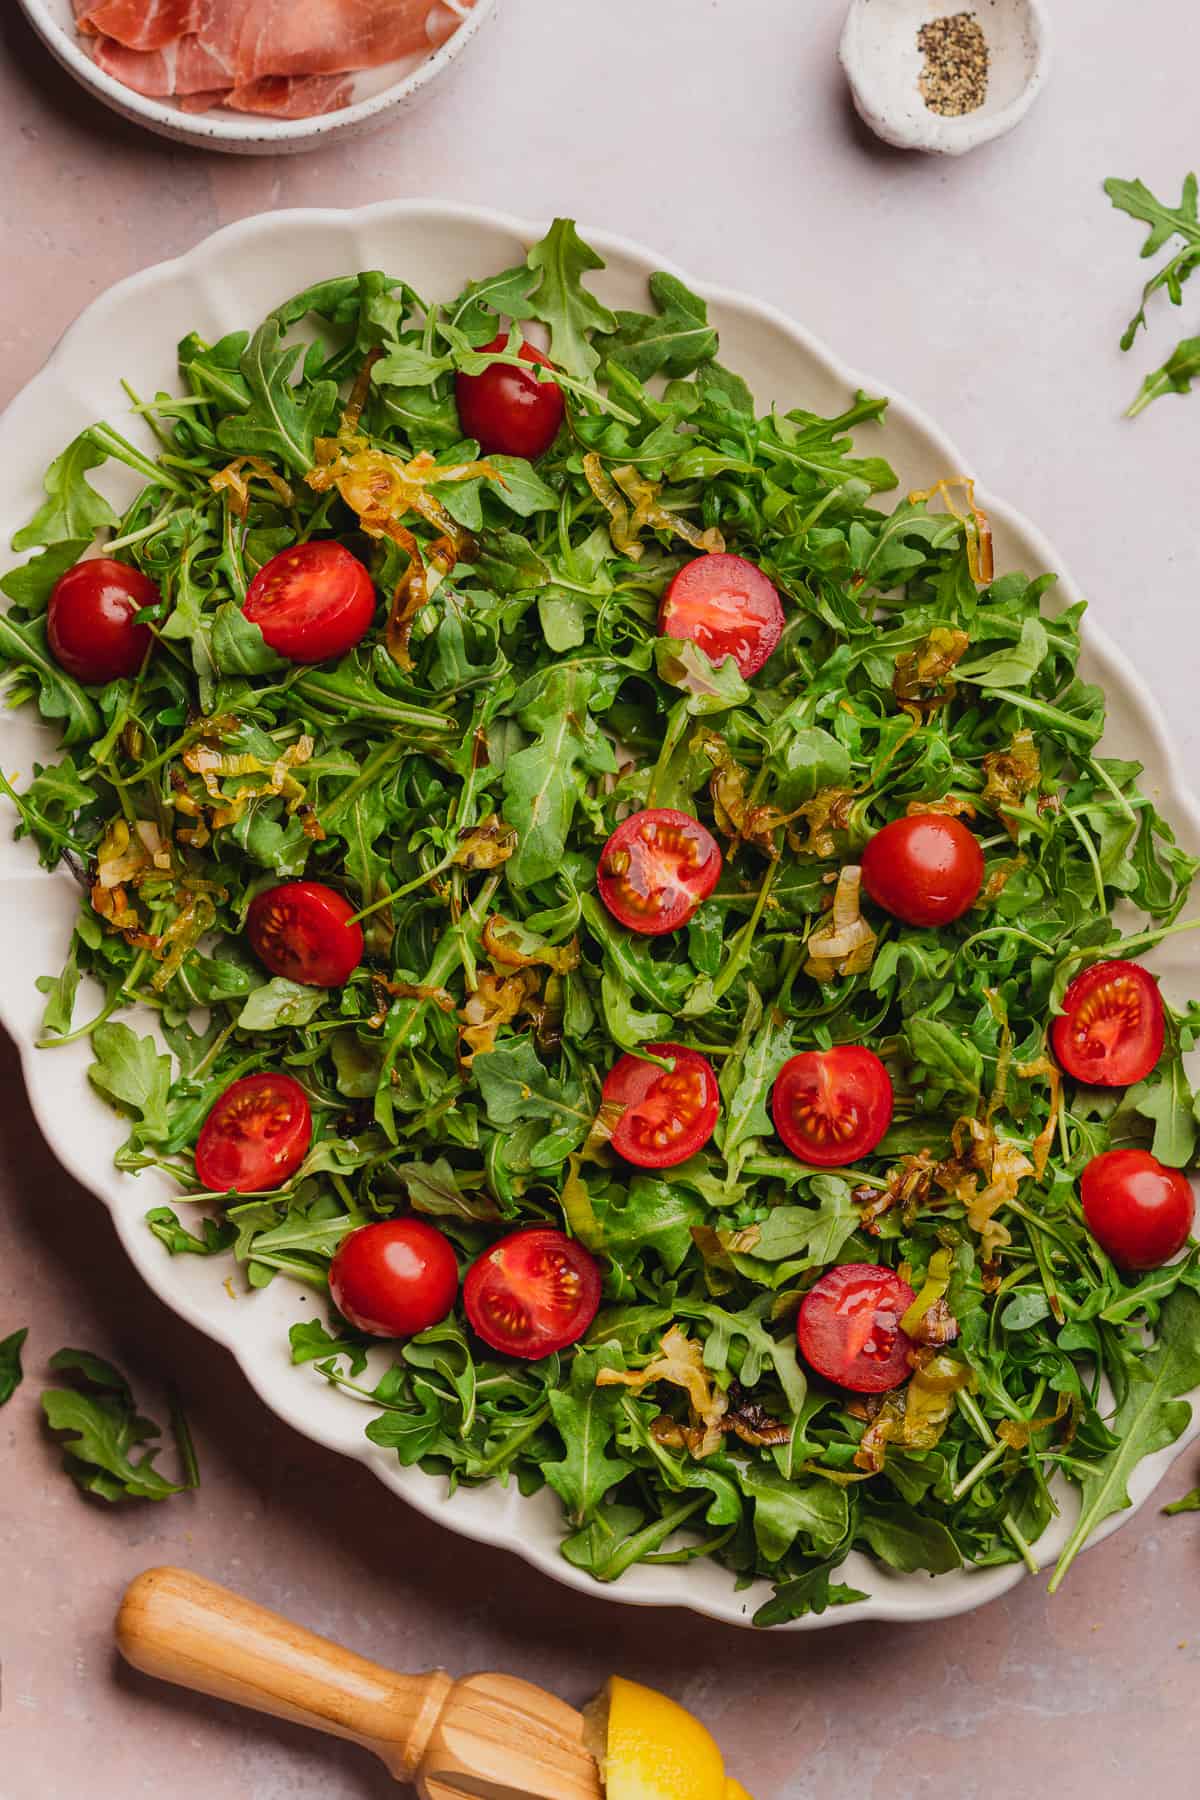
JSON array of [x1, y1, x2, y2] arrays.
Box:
[[583, 1675, 727, 1800]]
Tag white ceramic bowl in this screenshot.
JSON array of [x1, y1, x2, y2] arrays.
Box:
[[1, 202, 1197, 1630], [840, 0, 1051, 155], [17, 0, 499, 155]]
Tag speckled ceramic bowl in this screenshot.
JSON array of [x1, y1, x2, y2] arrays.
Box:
[[17, 0, 500, 155], [840, 0, 1051, 155]]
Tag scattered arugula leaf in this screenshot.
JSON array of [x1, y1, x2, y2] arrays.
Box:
[[0, 1328, 28, 1406], [40, 1348, 198, 1502]]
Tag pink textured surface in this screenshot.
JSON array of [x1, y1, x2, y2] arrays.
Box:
[[2, 1, 1200, 1795]]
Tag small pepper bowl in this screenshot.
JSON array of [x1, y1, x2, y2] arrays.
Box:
[[839, 0, 1051, 156]]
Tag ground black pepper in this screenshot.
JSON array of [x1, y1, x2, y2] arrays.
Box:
[[917, 12, 990, 116]]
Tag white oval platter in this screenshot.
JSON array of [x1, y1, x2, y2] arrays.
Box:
[[0, 202, 1196, 1630]]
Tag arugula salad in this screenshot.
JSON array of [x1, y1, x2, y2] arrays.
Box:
[[3, 219, 1199, 1625]]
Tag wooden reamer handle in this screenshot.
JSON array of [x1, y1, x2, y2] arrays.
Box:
[[116, 1565, 452, 1782]]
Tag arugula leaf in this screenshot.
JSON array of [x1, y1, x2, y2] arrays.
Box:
[[742, 1463, 849, 1560], [217, 319, 339, 474], [544, 1344, 630, 1525], [238, 978, 325, 1031], [289, 1319, 370, 1377], [474, 1041, 590, 1150], [858, 1503, 962, 1574], [585, 1176, 706, 1276], [36, 939, 82, 1039], [448, 262, 538, 340], [0, 1328, 28, 1406], [1135, 1052, 1198, 1167], [606, 273, 719, 381], [211, 601, 286, 675], [0, 540, 90, 614], [957, 617, 1048, 689], [1050, 1287, 1200, 1590], [146, 1207, 236, 1256], [904, 1016, 983, 1111], [502, 661, 616, 885], [1163, 1487, 1200, 1516], [40, 1348, 195, 1501], [0, 614, 101, 745], [654, 638, 751, 714], [1105, 173, 1200, 346], [1127, 336, 1200, 417], [12, 433, 117, 551], [752, 1182, 860, 1268], [525, 219, 617, 382], [751, 1562, 868, 1628], [87, 1023, 173, 1143], [483, 456, 559, 517]]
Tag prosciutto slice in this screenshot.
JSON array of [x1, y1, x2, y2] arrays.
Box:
[[83, 0, 476, 119], [195, 0, 450, 83], [228, 73, 356, 118], [92, 31, 231, 97], [75, 0, 202, 52]]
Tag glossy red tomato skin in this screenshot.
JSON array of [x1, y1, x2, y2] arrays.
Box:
[[597, 808, 722, 937], [243, 541, 375, 664], [797, 1263, 917, 1393], [194, 1072, 312, 1194], [1051, 960, 1165, 1087], [603, 1043, 720, 1169], [46, 557, 156, 685], [246, 881, 364, 988], [772, 1046, 894, 1168], [463, 1227, 602, 1360], [329, 1220, 459, 1338], [659, 553, 785, 680], [455, 334, 565, 460], [860, 815, 985, 927], [1081, 1149, 1194, 1271]]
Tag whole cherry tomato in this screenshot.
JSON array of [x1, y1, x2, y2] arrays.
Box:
[[861, 814, 984, 927], [455, 334, 564, 460], [1081, 1149, 1194, 1270], [330, 1219, 459, 1338], [47, 557, 156, 685]]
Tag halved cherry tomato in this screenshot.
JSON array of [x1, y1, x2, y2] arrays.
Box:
[[246, 881, 364, 988], [455, 333, 565, 460], [597, 808, 722, 936], [772, 1046, 893, 1167], [658, 553, 784, 680], [243, 541, 375, 664], [603, 1043, 720, 1169], [194, 1072, 312, 1194], [1051, 960, 1164, 1087], [47, 557, 156, 685], [860, 814, 984, 927], [463, 1227, 602, 1360], [329, 1219, 459, 1338], [797, 1263, 916, 1393], [1081, 1149, 1194, 1270]]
